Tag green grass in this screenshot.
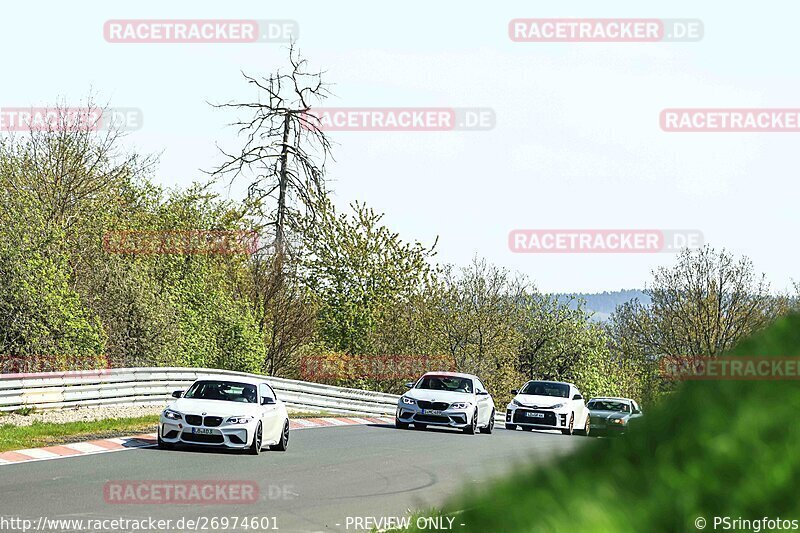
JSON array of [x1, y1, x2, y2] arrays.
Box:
[[396, 313, 800, 532], [0, 416, 159, 452], [0, 410, 359, 452]]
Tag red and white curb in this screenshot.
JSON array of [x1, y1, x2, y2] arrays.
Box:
[[0, 416, 394, 466]]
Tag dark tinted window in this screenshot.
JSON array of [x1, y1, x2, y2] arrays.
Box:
[[520, 381, 569, 398], [184, 380, 257, 403], [416, 375, 473, 393]]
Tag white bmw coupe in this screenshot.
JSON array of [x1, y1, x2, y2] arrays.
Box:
[[395, 372, 496, 434], [159, 376, 290, 454]]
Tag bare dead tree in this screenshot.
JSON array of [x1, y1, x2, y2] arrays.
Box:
[[209, 42, 333, 258]]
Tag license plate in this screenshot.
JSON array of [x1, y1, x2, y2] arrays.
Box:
[[192, 428, 214, 435], [526, 412, 545, 418], [423, 409, 443, 415]]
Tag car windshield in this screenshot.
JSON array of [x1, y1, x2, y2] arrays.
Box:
[[520, 381, 569, 398], [415, 375, 473, 393], [184, 380, 257, 403], [588, 400, 631, 412]]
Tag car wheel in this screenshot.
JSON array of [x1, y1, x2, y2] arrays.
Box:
[[157, 432, 173, 450], [576, 416, 590, 436], [270, 420, 290, 451], [463, 409, 478, 434], [414, 423, 427, 430], [480, 410, 495, 434], [505, 424, 517, 431], [249, 422, 263, 455], [395, 418, 409, 429], [561, 413, 574, 436]]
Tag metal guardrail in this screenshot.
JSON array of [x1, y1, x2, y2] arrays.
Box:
[[0, 368, 401, 417], [0, 367, 505, 423]]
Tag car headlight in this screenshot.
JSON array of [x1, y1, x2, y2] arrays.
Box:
[[611, 418, 626, 425], [227, 416, 254, 425], [512, 399, 522, 406], [163, 409, 182, 420], [550, 403, 565, 409], [400, 397, 416, 405], [450, 402, 471, 410]]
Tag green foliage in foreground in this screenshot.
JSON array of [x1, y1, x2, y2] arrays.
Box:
[[397, 313, 800, 532]]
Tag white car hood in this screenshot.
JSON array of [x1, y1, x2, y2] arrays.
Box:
[[168, 398, 260, 417], [513, 394, 568, 409], [404, 389, 476, 404]]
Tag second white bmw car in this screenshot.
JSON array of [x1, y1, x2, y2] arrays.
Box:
[[158, 376, 290, 454], [395, 372, 496, 434]]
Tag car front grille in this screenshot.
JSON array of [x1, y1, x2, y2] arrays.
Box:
[[414, 414, 451, 423], [204, 416, 223, 427], [185, 415, 202, 426], [417, 400, 450, 411], [513, 409, 557, 426], [181, 432, 224, 444]]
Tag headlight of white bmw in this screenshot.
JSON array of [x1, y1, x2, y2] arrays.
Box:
[[227, 416, 254, 425], [550, 403, 565, 409], [512, 399, 522, 407], [163, 409, 182, 420], [400, 397, 416, 405], [450, 402, 471, 410]]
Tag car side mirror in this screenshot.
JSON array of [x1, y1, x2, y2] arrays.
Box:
[[262, 397, 276, 405], [633, 408, 641, 414], [404, 382, 414, 389], [172, 390, 183, 398], [477, 390, 489, 396], [572, 394, 582, 400], [510, 389, 518, 395]]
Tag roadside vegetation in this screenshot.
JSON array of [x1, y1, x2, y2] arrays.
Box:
[[390, 312, 800, 532], [0, 416, 159, 452], [1, 47, 797, 412]]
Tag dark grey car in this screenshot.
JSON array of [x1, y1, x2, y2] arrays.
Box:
[[587, 397, 643, 436]]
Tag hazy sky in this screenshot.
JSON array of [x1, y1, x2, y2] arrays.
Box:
[[3, 1, 797, 293]]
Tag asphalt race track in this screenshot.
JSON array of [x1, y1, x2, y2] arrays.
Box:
[[0, 423, 586, 532]]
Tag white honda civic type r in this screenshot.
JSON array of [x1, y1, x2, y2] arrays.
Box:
[[505, 380, 590, 436], [158, 376, 290, 454], [395, 372, 496, 434]]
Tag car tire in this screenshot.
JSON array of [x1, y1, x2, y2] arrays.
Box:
[[480, 410, 495, 434], [561, 413, 574, 436], [576, 416, 590, 437], [157, 432, 173, 450], [463, 409, 478, 434], [414, 423, 427, 430], [249, 422, 263, 455], [395, 419, 409, 429], [505, 424, 517, 431], [270, 420, 290, 451]]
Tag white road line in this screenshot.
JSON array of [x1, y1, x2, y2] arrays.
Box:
[[63, 442, 107, 454], [291, 419, 318, 427], [346, 417, 372, 425], [320, 418, 349, 426], [14, 448, 60, 460]]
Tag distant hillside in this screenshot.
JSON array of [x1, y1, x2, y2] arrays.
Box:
[[551, 289, 650, 323]]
